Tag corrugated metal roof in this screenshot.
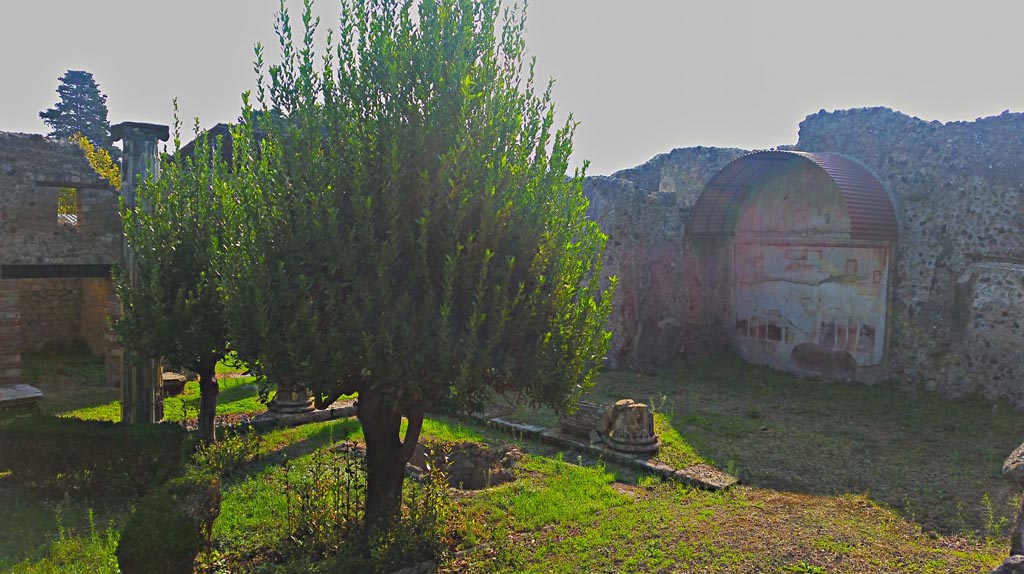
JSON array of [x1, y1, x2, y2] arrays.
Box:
[[689, 150, 898, 242]]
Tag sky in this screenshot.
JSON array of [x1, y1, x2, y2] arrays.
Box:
[[3, 1, 1024, 176]]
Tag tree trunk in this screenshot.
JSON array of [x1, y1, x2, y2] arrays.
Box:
[[357, 390, 423, 534], [197, 366, 219, 444]]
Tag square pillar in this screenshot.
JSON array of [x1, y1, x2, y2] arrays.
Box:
[[0, 281, 21, 385]]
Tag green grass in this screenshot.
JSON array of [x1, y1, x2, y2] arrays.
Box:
[[58, 375, 264, 423], [4, 510, 119, 574], [493, 353, 1023, 537], [467, 454, 629, 532], [461, 472, 1004, 574], [7, 350, 1019, 573]]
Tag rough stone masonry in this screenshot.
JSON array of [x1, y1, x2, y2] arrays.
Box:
[[588, 107, 1024, 407], [0, 132, 121, 388], [2, 107, 1022, 409]]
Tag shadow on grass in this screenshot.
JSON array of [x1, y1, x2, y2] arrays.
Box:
[[20, 348, 119, 417], [596, 353, 1021, 536], [236, 418, 364, 482], [171, 378, 260, 412]]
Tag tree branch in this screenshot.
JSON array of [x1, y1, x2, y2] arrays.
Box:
[[400, 406, 424, 462]]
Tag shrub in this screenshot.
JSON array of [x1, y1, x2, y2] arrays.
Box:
[[116, 488, 200, 574], [115, 454, 223, 574], [0, 414, 186, 499], [275, 443, 462, 573], [190, 427, 262, 479], [369, 462, 463, 573], [278, 444, 367, 559]]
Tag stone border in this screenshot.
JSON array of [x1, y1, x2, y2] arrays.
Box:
[[233, 402, 736, 490], [472, 415, 737, 491]]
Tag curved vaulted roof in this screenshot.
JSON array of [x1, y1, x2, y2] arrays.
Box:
[[688, 150, 898, 242]]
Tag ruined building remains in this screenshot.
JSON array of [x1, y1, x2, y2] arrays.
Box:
[[1, 106, 1021, 410], [0, 132, 122, 388], [589, 107, 1024, 406]]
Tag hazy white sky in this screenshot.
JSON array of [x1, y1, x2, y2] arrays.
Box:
[[3, 1, 1024, 175]]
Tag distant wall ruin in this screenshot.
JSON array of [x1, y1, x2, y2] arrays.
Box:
[[588, 107, 1024, 406], [0, 132, 121, 387]]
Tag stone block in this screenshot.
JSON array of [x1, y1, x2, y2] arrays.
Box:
[[0, 384, 42, 408]]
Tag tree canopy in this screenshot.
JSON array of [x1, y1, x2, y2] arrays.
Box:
[[221, 0, 613, 528], [40, 70, 115, 157], [117, 109, 231, 443]]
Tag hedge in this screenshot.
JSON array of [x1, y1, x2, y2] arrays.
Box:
[[0, 413, 186, 499]]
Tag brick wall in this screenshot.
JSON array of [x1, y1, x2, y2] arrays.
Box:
[[0, 132, 120, 266], [16, 278, 82, 351], [80, 277, 113, 355]]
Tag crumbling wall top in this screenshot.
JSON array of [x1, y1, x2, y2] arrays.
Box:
[[0, 131, 121, 267]]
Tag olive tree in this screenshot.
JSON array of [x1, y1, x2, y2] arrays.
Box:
[[224, 0, 614, 528], [117, 112, 231, 443]]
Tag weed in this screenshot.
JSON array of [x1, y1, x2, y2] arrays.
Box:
[[812, 536, 853, 554], [638, 473, 661, 488], [276, 444, 366, 558], [371, 458, 464, 572], [8, 507, 119, 574], [192, 428, 262, 478], [782, 561, 826, 573], [983, 492, 1010, 543]]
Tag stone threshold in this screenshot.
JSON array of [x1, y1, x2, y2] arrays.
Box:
[[0, 384, 44, 410], [472, 414, 738, 491]]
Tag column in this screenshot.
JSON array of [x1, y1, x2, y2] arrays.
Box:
[[112, 122, 169, 424]]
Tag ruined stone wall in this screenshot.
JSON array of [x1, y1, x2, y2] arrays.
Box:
[[80, 277, 114, 355], [585, 147, 744, 368], [0, 132, 120, 265], [16, 278, 82, 351], [793, 108, 1024, 403], [0, 132, 122, 385]]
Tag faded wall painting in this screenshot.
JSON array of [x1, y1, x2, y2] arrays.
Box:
[[690, 150, 898, 382], [732, 242, 890, 379]]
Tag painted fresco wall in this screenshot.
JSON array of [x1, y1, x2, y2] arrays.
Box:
[[732, 241, 890, 380], [585, 107, 1024, 407], [726, 160, 892, 381]]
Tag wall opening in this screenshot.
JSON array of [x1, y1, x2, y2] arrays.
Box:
[[57, 187, 80, 231]]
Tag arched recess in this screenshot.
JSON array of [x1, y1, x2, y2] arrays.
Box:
[[689, 150, 898, 381]]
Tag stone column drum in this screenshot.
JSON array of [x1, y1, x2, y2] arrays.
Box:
[[604, 399, 660, 454], [268, 381, 315, 414]]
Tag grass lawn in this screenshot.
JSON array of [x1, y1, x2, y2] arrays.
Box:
[[23, 349, 265, 423], [2, 350, 1018, 573], [492, 354, 1022, 537]]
